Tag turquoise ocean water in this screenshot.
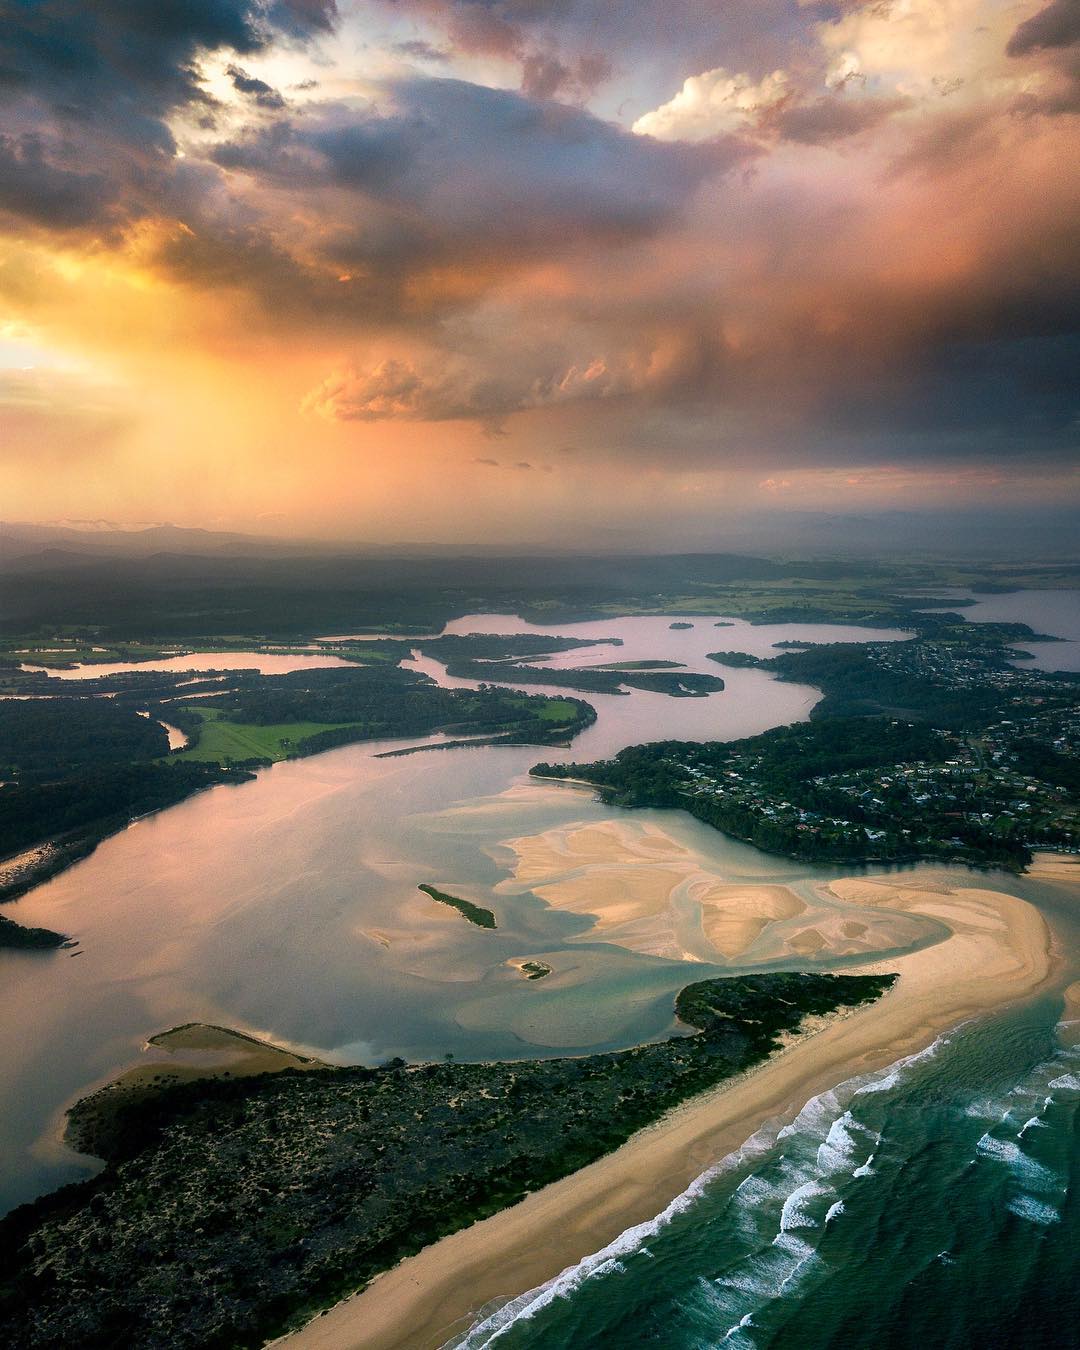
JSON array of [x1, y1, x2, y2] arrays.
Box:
[[452, 997, 1080, 1350]]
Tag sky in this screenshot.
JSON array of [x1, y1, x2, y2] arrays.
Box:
[[0, 0, 1077, 547]]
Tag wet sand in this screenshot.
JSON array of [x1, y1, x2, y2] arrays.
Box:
[[495, 819, 942, 964], [282, 875, 1055, 1350], [497, 819, 809, 962]]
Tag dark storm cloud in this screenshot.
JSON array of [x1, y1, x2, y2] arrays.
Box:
[[1006, 0, 1080, 118], [1006, 0, 1080, 56], [768, 94, 908, 145], [0, 0, 336, 230], [810, 335, 1080, 448], [202, 76, 753, 325], [0, 132, 113, 227], [227, 66, 286, 110], [214, 77, 749, 249]]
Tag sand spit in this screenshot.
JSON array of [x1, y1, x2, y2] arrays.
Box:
[[1028, 851, 1080, 885], [64, 1024, 326, 1157], [283, 875, 1055, 1350]]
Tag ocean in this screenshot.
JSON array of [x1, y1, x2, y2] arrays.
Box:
[[451, 996, 1080, 1350]]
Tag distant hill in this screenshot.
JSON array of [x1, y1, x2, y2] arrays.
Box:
[[0, 521, 320, 561]]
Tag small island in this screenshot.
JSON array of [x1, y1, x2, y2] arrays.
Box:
[[669, 622, 694, 630], [418, 883, 497, 929], [706, 650, 765, 668], [519, 960, 552, 980]]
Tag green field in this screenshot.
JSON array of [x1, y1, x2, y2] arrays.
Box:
[[533, 698, 580, 723], [174, 709, 365, 763]]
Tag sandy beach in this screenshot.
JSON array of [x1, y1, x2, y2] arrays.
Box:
[[283, 872, 1056, 1350]]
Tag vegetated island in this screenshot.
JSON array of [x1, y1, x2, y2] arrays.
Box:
[[0, 972, 893, 1349], [669, 621, 694, 629], [428, 657, 724, 698], [519, 960, 551, 980], [584, 659, 685, 671], [706, 650, 764, 668], [417, 883, 496, 929]]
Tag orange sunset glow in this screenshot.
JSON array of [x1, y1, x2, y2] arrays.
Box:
[[0, 0, 1077, 543]]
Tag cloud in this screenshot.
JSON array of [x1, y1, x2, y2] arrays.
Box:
[[0, 0, 338, 234], [226, 66, 287, 111], [1, 0, 1078, 500], [374, 2, 826, 105], [301, 349, 641, 429], [0, 133, 115, 229], [215, 78, 744, 247], [633, 68, 789, 141], [767, 93, 908, 145], [1007, 0, 1080, 55], [194, 76, 751, 320]]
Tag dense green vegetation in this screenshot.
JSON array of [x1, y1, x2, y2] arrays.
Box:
[[586, 660, 684, 671], [707, 650, 765, 668], [0, 913, 69, 949], [179, 666, 594, 753], [436, 657, 724, 697], [534, 718, 1070, 867], [0, 972, 894, 1349], [520, 961, 551, 979], [172, 708, 366, 764], [0, 700, 167, 777], [762, 618, 1059, 726], [417, 883, 497, 929]]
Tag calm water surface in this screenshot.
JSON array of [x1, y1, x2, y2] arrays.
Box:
[[929, 589, 1080, 672], [1, 602, 1078, 1350], [0, 613, 908, 1212], [20, 651, 357, 679]]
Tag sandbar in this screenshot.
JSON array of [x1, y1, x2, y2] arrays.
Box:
[[497, 819, 812, 961], [283, 874, 1055, 1350]]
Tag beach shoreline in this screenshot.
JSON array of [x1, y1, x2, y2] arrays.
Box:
[[282, 875, 1057, 1350]]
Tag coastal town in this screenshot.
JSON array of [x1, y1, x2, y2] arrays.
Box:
[[542, 613, 1080, 869]]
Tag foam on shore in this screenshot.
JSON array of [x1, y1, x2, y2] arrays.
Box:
[[282, 874, 1055, 1350]]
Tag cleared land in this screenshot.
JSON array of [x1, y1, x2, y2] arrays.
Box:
[[172, 708, 364, 763]]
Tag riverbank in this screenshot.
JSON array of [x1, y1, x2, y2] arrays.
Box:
[[283, 876, 1055, 1350]]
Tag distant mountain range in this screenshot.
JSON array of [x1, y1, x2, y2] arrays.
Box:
[[2, 510, 1077, 565]]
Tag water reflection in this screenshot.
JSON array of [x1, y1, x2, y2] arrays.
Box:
[[0, 609, 1015, 1218]]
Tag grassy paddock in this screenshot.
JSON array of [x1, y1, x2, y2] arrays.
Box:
[[173, 709, 365, 763]]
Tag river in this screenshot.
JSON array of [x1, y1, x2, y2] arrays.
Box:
[[1, 601, 1078, 1350]]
